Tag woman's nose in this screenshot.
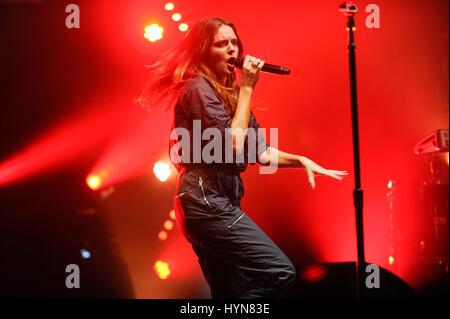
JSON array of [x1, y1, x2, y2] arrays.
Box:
[[226, 43, 235, 54]]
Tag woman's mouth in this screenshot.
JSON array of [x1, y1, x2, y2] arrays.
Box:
[[226, 57, 235, 70]]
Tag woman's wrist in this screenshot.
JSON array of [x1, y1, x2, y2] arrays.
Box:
[[239, 85, 254, 94], [297, 156, 306, 168]]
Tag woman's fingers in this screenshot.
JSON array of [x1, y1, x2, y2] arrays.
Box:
[[306, 168, 316, 189], [245, 55, 264, 71], [241, 55, 264, 89], [306, 168, 348, 188], [302, 158, 348, 187], [243, 55, 253, 69], [325, 170, 349, 180]]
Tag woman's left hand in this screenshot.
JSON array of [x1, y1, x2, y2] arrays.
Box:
[[299, 156, 349, 189]]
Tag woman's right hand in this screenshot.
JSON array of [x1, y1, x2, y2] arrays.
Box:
[[240, 55, 265, 89], [299, 156, 349, 189]]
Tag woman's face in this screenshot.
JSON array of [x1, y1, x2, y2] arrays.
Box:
[[208, 24, 239, 84]]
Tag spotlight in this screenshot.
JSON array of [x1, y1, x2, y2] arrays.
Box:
[[178, 23, 188, 32], [300, 264, 328, 283], [80, 249, 91, 259], [171, 13, 181, 21], [87, 175, 101, 190], [86, 170, 108, 190], [144, 24, 164, 42], [388, 256, 394, 265], [165, 2, 174, 11], [153, 161, 171, 182], [164, 220, 174, 231], [158, 230, 168, 241], [154, 260, 171, 279], [169, 209, 176, 220]]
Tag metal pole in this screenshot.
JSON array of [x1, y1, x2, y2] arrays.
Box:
[[339, 2, 367, 299]]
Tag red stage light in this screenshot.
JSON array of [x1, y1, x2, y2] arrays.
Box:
[[389, 256, 394, 265], [387, 180, 393, 189], [86, 169, 109, 191], [144, 24, 164, 42], [171, 13, 181, 22], [0, 102, 125, 187], [164, 3, 174, 11], [178, 23, 188, 32], [87, 175, 102, 190], [158, 230, 168, 241], [300, 264, 328, 283], [153, 161, 171, 182], [164, 220, 174, 231], [154, 260, 171, 279], [169, 209, 176, 220]]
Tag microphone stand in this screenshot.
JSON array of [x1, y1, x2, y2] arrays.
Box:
[[339, 2, 367, 299]]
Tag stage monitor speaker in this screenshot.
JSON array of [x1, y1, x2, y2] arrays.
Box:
[[287, 262, 416, 298]]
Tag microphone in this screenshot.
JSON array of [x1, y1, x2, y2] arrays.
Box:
[[230, 57, 290, 75]]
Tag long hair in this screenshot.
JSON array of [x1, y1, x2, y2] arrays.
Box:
[[135, 17, 244, 116]]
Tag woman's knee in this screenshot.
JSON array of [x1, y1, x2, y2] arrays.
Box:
[[283, 262, 297, 283], [274, 260, 297, 296]]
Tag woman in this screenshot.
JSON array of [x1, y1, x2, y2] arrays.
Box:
[[136, 17, 348, 298]]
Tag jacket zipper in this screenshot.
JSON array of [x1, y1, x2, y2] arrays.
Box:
[[198, 176, 213, 210], [176, 192, 187, 198], [227, 213, 245, 231]]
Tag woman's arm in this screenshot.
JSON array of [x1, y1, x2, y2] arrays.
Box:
[[259, 147, 303, 168], [259, 146, 348, 188], [231, 55, 264, 154]]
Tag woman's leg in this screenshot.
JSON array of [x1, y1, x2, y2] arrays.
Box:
[[179, 200, 296, 298], [174, 169, 296, 298]]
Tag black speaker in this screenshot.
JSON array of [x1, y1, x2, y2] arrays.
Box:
[[287, 262, 416, 299]]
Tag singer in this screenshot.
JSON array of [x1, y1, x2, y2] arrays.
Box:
[[136, 17, 348, 298]]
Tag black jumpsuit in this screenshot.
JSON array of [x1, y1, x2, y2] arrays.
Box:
[[171, 76, 296, 298]]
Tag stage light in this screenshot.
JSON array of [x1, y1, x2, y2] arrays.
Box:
[[169, 209, 176, 220], [154, 261, 171, 279], [87, 174, 102, 190], [164, 220, 174, 231], [165, 2, 174, 11], [80, 249, 91, 259], [389, 256, 394, 265], [86, 169, 109, 191], [171, 13, 181, 22], [387, 180, 392, 189], [300, 264, 328, 283], [144, 24, 164, 42], [158, 230, 168, 241], [153, 161, 171, 182], [179, 23, 188, 32]]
